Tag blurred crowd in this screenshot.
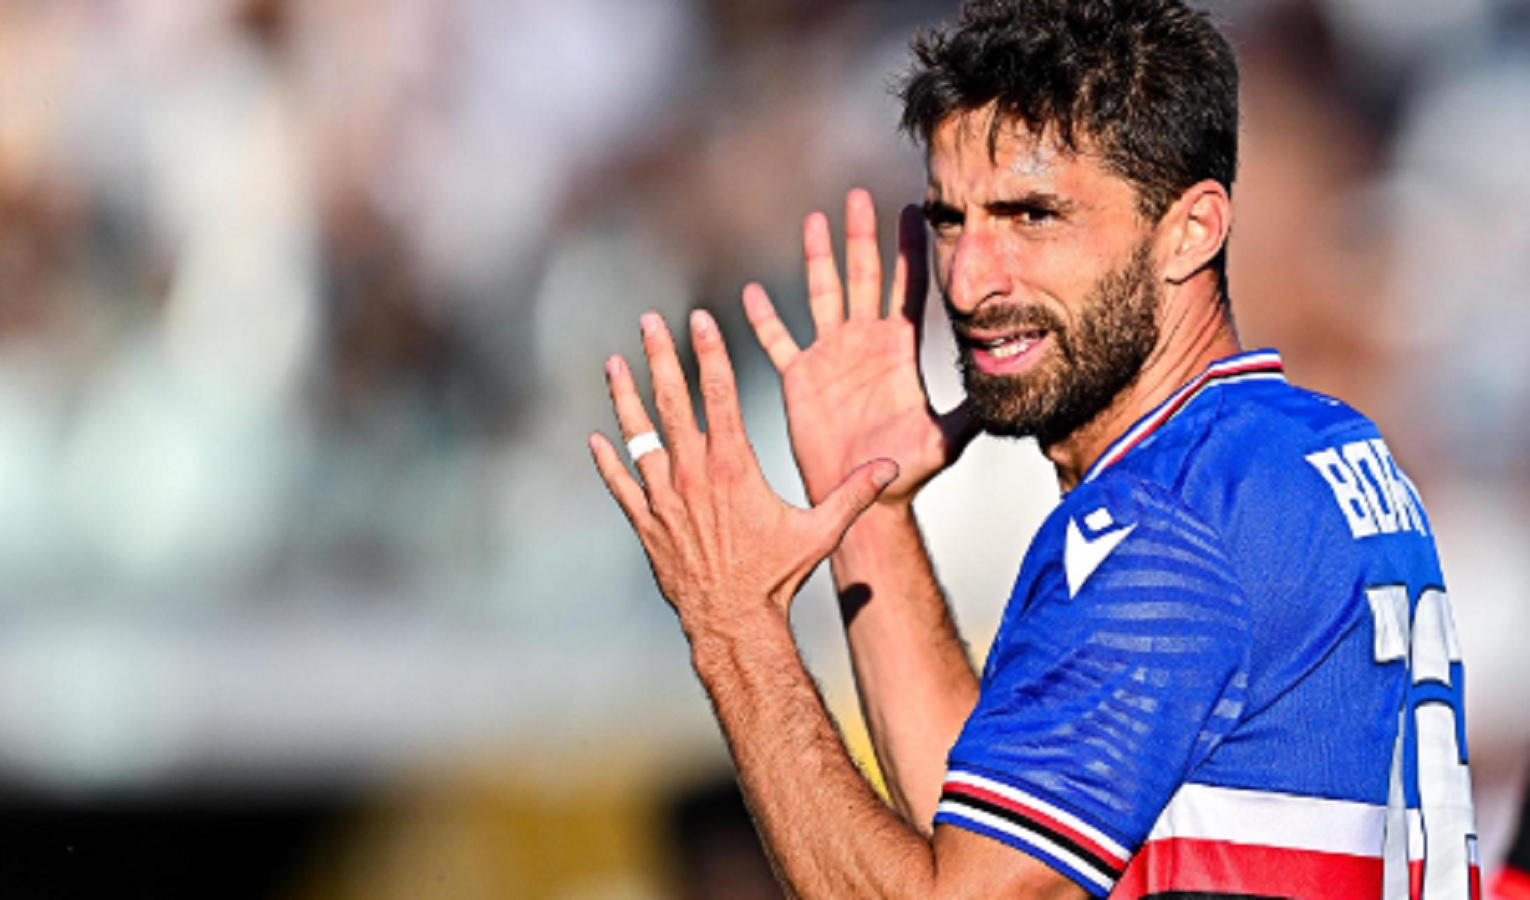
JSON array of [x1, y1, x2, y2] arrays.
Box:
[[2, 0, 1530, 895]]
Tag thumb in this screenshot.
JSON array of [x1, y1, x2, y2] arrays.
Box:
[[810, 458, 899, 552]]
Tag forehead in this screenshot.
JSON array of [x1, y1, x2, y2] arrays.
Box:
[[926, 109, 1136, 210]]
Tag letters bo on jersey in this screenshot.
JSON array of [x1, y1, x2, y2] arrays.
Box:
[[1307, 438, 1428, 539]]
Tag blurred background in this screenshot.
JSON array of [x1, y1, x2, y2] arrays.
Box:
[[0, 0, 1528, 896]]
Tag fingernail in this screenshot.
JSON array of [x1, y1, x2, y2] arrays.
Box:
[[691, 309, 715, 338], [872, 461, 898, 488], [606, 355, 624, 378], [640, 313, 661, 336]]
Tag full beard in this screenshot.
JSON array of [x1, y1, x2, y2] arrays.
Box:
[[954, 242, 1160, 448]]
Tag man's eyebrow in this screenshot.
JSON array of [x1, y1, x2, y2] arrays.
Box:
[[922, 198, 962, 221], [986, 191, 1077, 216], [921, 192, 1079, 223], [911, 198, 960, 226]]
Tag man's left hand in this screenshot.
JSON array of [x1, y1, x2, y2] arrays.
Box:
[[590, 309, 898, 634]]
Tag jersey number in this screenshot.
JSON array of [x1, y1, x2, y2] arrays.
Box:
[[1368, 585, 1480, 900]]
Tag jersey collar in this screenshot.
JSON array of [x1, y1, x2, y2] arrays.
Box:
[[1080, 349, 1286, 485]]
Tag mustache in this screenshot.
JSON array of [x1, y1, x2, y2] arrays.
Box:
[[946, 299, 1066, 340]]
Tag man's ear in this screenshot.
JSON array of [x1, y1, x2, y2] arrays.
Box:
[[1159, 180, 1232, 285]]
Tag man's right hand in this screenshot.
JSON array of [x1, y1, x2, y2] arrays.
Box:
[[746, 190, 983, 826], [743, 189, 978, 508]]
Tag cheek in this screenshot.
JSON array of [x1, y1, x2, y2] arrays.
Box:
[[1030, 245, 1114, 305]]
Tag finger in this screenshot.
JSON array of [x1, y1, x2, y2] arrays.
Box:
[[803, 211, 845, 335], [589, 432, 653, 528], [691, 309, 749, 453], [742, 283, 800, 372], [891, 203, 930, 334], [640, 312, 702, 460], [810, 459, 899, 554], [605, 353, 672, 486], [844, 188, 882, 320]]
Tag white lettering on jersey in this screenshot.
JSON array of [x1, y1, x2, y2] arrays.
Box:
[[1368, 586, 1479, 899], [1306, 439, 1428, 540]]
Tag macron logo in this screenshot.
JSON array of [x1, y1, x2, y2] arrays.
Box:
[[1065, 508, 1136, 598]]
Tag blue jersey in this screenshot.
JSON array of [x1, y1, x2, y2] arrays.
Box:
[[934, 350, 1479, 899]]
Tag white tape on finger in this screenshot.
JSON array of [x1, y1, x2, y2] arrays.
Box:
[[626, 431, 664, 463]]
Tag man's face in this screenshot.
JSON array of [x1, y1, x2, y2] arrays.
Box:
[[925, 111, 1162, 447]]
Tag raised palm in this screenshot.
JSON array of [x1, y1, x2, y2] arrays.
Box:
[[745, 190, 976, 506]]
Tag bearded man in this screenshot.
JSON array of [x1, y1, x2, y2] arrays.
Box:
[[590, 1, 1479, 896]]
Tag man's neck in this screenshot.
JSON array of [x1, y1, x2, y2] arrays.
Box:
[[1045, 299, 1241, 491]]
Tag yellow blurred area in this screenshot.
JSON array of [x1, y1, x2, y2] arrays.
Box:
[[287, 756, 675, 900], [280, 695, 888, 900]]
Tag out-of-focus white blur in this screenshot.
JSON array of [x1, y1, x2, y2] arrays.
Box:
[[1, 0, 1528, 895]]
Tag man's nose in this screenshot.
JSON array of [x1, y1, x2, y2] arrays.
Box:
[[944, 228, 1013, 316]]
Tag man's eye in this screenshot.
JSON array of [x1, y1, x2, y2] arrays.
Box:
[[926, 217, 962, 239], [923, 203, 963, 236], [997, 204, 1058, 226]]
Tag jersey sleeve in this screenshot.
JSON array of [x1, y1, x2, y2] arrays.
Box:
[[935, 477, 1252, 897]]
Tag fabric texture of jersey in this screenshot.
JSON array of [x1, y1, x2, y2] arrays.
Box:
[[934, 350, 1479, 899]]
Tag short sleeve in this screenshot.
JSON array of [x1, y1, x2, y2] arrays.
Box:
[[934, 477, 1252, 897]]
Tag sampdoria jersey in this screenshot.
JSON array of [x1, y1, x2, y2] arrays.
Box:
[[934, 350, 1479, 899]]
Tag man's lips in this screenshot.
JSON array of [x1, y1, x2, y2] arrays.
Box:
[[961, 328, 1052, 375]]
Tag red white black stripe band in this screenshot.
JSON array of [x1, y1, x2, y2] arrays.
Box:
[[1082, 350, 1286, 485], [1126, 782, 1388, 898], [1144, 782, 1386, 851], [939, 776, 1402, 899], [938, 770, 1129, 894]]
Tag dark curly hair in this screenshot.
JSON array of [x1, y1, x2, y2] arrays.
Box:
[[901, 0, 1239, 227]]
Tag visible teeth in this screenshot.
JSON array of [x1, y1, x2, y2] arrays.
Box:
[[986, 334, 1038, 359], [989, 339, 1029, 359]]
